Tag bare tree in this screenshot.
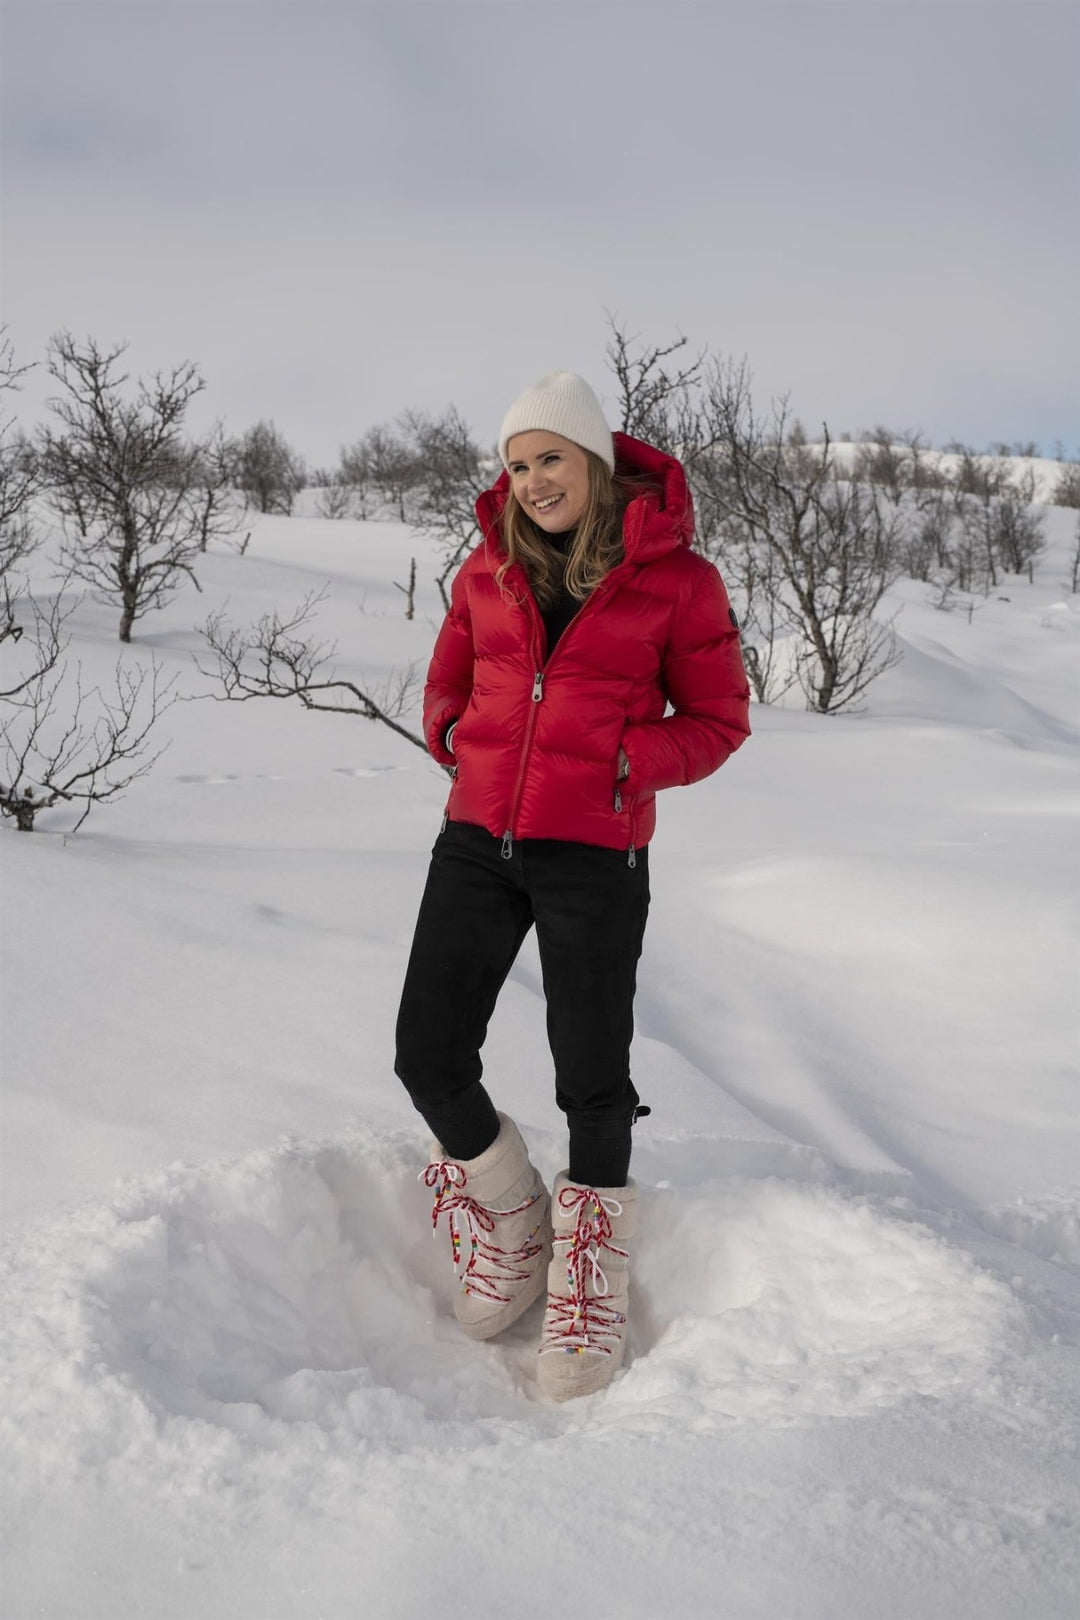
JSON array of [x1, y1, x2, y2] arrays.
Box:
[[1, 644, 174, 831], [314, 433, 388, 521], [722, 537, 798, 706], [601, 313, 741, 563], [1069, 515, 1080, 596], [0, 329, 43, 574], [234, 419, 306, 515], [1, 579, 71, 703], [401, 407, 489, 608], [37, 332, 212, 641], [1, 331, 72, 710], [186, 423, 244, 553], [364, 423, 423, 523], [603, 313, 706, 455], [337, 437, 375, 518], [313, 468, 358, 520], [951, 465, 1045, 591], [990, 438, 1041, 459], [695, 358, 902, 713], [197, 591, 427, 753], [895, 485, 955, 584], [332, 440, 371, 519], [992, 466, 1046, 577], [1051, 456, 1080, 509], [943, 442, 1013, 501]]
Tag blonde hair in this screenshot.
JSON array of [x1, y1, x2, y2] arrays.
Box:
[[495, 450, 657, 608]]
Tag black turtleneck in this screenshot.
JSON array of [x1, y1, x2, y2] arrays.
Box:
[[537, 526, 582, 663]]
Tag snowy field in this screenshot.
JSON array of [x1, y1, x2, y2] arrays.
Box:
[[3, 491, 1079, 1620]]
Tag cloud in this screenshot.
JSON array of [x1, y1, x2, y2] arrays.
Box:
[[3, 2, 1078, 460]]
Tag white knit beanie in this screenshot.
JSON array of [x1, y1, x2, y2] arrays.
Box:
[[498, 370, 614, 473]]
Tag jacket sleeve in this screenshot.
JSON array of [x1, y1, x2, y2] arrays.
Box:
[[423, 560, 475, 766], [620, 559, 751, 795]]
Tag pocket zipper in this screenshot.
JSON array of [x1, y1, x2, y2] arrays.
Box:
[[614, 783, 637, 867]]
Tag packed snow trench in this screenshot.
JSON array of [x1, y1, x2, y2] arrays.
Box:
[[3, 500, 1080, 1619]]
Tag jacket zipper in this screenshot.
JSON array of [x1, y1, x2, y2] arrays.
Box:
[[502, 590, 546, 858], [502, 560, 636, 860]]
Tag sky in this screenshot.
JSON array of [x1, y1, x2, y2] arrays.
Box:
[[2, 0, 1078, 468]]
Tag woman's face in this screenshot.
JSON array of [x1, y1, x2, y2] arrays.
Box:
[[506, 431, 590, 533]]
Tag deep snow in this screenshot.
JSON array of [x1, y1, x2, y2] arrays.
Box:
[[2, 491, 1079, 1619]]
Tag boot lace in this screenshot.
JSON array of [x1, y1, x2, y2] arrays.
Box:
[[539, 1186, 628, 1357], [421, 1160, 545, 1305]]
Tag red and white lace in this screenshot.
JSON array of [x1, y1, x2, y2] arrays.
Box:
[[422, 1159, 545, 1305], [539, 1185, 628, 1358]]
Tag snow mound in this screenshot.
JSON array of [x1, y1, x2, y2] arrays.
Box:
[[2, 1129, 1025, 1506], [626, 1179, 1024, 1424]]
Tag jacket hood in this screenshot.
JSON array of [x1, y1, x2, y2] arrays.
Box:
[[474, 431, 695, 565]]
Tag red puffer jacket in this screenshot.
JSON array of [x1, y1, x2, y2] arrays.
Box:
[[423, 432, 751, 855]]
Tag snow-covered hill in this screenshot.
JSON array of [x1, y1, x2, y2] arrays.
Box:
[[821, 442, 1074, 505], [2, 500, 1079, 1619]]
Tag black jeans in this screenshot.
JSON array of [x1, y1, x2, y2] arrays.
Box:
[[394, 820, 650, 1186]]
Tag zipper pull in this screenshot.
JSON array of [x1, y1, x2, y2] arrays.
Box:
[[614, 787, 622, 813], [627, 844, 637, 869], [501, 830, 513, 860], [531, 671, 544, 702]]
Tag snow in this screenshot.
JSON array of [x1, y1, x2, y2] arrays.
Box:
[[3, 488, 1080, 1618]]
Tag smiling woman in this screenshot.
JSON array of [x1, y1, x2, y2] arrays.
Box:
[[393, 369, 751, 1401]]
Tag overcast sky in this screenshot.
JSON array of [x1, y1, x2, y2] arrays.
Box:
[[3, 1, 1077, 466]]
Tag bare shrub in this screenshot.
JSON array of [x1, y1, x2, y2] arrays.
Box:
[[37, 332, 221, 641], [361, 423, 423, 523], [951, 466, 1045, 591], [695, 360, 902, 713], [400, 407, 489, 609], [187, 424, 245, 552], [234, 420, 306, 514], [1050, 457, 1080, 509], [604, 313, 706, 455], [314, 470, 359, 520], [0, 329, 43, 574], [853, 427, 947, 502], [1, 575, 175, 832], [197, 591, 426, 753]]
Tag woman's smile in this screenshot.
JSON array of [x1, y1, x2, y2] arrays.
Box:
[[506, 430, 590, 531]]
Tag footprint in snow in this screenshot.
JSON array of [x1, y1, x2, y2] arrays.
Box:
[[175, 772, 284, 785], [175, 768, 405, 785]]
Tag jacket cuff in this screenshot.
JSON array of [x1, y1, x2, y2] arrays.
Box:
[[426, 704, 460, 766]]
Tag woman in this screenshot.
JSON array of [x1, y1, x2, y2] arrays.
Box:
[[395, 371, 750, 1400]]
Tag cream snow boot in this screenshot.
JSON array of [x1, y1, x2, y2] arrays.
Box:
[[537, 1172, 638, 1401], [421, 1113, 552, 1341]]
